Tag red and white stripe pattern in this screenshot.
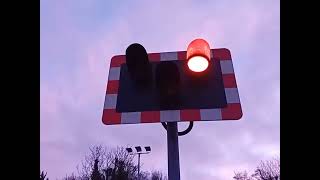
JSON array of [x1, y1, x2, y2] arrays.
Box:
[[102, 48, 242, 125]]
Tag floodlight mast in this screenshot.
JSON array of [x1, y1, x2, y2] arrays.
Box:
[[126, 146, 151, 180]]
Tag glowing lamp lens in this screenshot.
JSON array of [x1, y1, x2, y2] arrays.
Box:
[[187, 56, 209, 72], [186, 38, 211, 72]]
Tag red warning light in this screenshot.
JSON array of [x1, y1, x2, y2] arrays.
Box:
[[186, 39, 211, 72]]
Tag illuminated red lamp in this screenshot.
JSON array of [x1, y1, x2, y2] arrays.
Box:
[[186, 39, 211, 72]]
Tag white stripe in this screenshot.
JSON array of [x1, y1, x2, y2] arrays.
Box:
[[200, 109, 222, 120], [225, 88, 240, 103], [220, 60, 234, 74], [104, 94, 118, 109], [121, 112, 141, 124], [160, 110, 180, 122], [160, 52, 178, 61], [108, 67, 121, 80]]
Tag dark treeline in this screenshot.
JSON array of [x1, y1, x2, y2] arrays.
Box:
[[233, 157, 280, 180], [41, 145, 167, 180], [41, 145, 279, 180]]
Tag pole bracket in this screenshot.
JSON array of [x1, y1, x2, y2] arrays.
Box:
[[161, 121, 193, 136]]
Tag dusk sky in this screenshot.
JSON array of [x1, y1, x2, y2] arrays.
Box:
[[40, 0, 279, 179]]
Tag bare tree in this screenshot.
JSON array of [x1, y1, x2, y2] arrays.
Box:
[[252, 157, 280, 180], [63, 173, 80, 180], [108, 147, 141, 180], [91, 159, 104, 180], [43, 145, 167, 180], [151, 170, 167, 180], [233, 171, 253, 180], [78, 145, 111, 179], [110, 147, 137, 179], [233, 157, 280, 180], [78, 145, 139, 180], [40, 171, 49, 180], [138, 171, 150, 180]]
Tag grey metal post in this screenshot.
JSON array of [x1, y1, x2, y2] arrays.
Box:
[[138, 153, 141, 180], [167, 122, 180, 180]]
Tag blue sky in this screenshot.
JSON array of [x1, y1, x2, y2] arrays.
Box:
[[40, 0, 279, 179]]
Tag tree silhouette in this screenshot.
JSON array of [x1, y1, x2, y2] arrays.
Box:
[[91, 159, 103, 180], [58, 145, 167, 180], [233, 171, 253, 180], [63, 173, 79, 180], [78, 145, 142, 180], [233, 157, 280, 180], [252, 157, 280, 180], [78, 145, 109, 179], [151, 170, 167, 180], [40, 171, 49, 180]]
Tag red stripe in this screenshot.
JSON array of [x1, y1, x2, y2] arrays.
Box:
[[102, 109, 121, 125], [177, 51, 187, 60], [141, 111, 160, 123], [223, 74, 237, 88], [148, 53, 161, 62], [221, 103, 242, 120], [213, 48, 232, 60], [106, 80, 119, 94], [180, 109, 201, 121], [110, 55, 126, 67]]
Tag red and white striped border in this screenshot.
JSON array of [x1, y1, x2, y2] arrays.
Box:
[[102, 48, 242, 125]]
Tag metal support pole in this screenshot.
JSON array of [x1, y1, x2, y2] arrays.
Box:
[[138, 153, 141, 180], [167, 122, 180, 180]]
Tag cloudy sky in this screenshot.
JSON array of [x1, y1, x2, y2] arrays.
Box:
[[40, 0, 279, 179]]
